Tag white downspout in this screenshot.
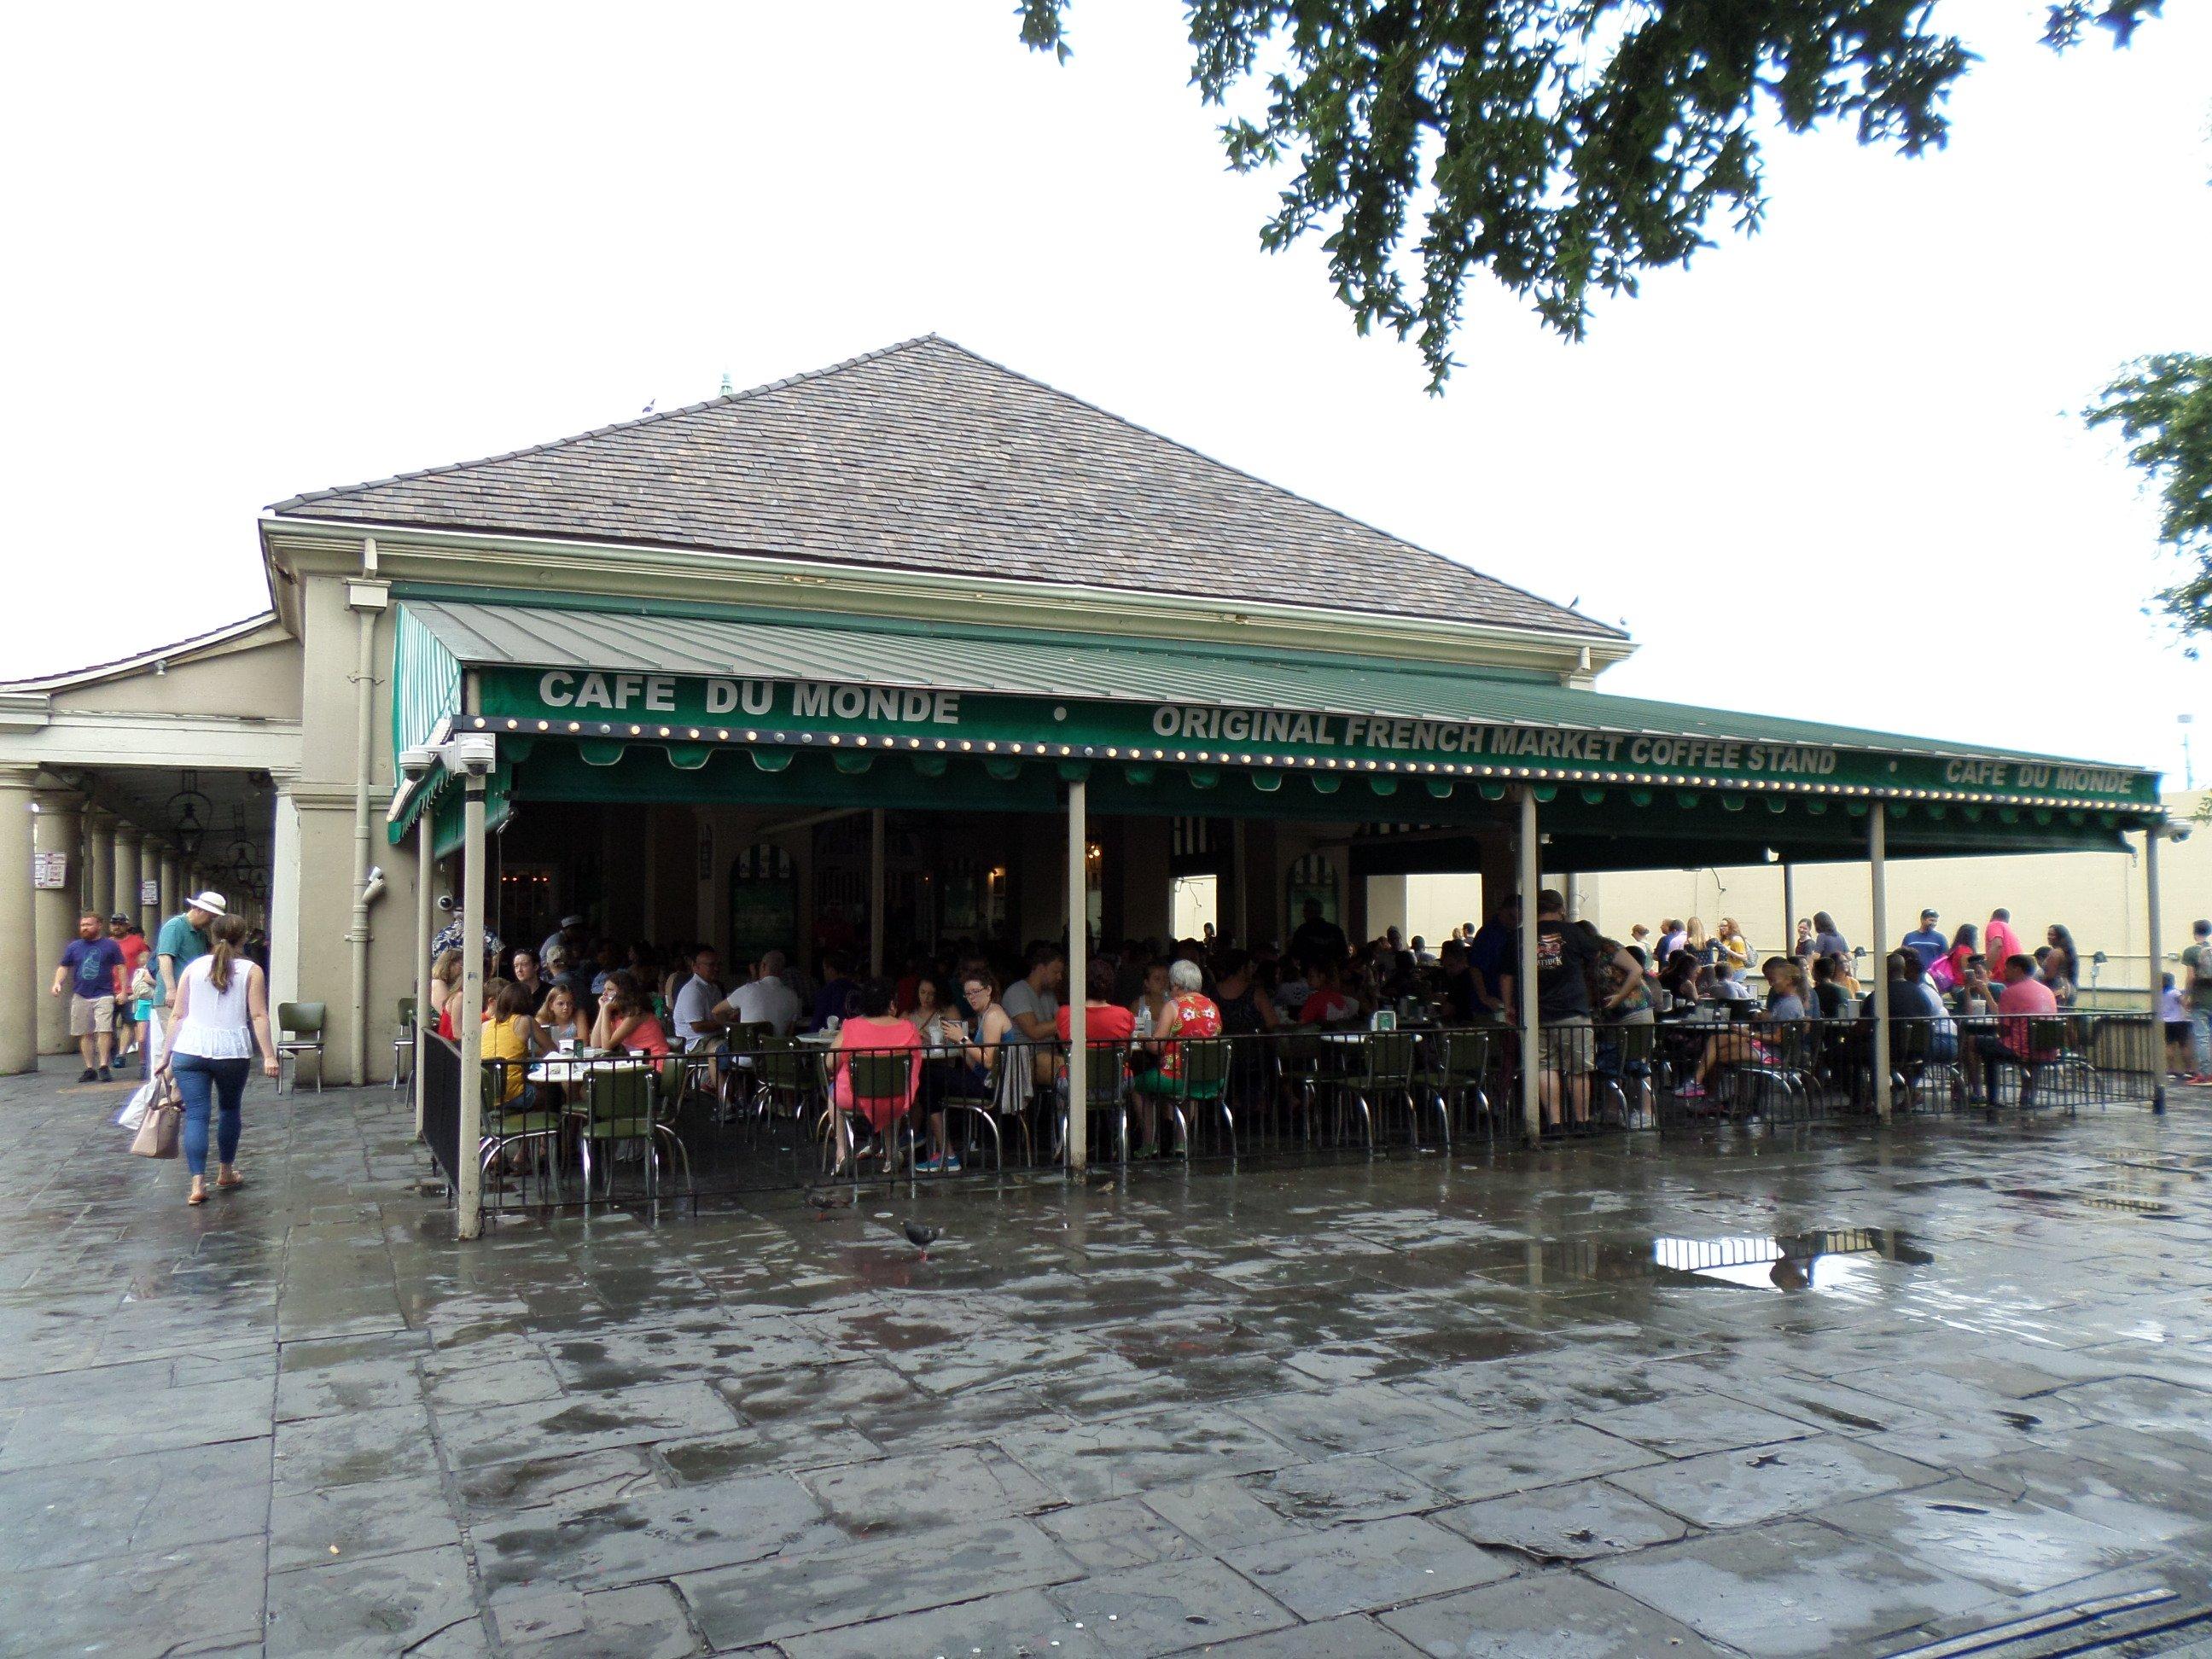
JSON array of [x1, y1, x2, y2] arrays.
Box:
[[346, 545, 389, 1087]]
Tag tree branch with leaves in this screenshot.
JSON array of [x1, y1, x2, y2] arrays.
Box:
[[1020, 1, 2165, 387], [2087, 352, 2212, 643]]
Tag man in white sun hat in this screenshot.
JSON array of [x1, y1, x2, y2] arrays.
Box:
[[157, 890, 226, 1015]]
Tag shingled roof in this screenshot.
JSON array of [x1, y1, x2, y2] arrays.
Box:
[[271, 335, 1616, 639]]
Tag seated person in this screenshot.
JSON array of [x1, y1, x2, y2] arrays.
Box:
[[1708, 963, 1755, 1004], [1295, 962, 1361, 1025], [1969, 954, 2058, 1103], [1127, 960, 1222, 1156], [479, 979, 533, 1102], [827, 977, 923, 1168], [590, 971, 670, 1057], [670, 946, 731, 1051], [917, 975, 1003, 1174], [534, 983, 586, 1051], [1678, 958, 1805, 1101], [1860, 949, 1954, 1060]]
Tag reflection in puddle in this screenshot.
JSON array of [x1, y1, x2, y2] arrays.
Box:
[[1514, 1228, 1932, 1292], [1651, 1227, 1933, 1292]]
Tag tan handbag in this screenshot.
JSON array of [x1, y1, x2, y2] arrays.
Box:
[[130, 1070, 183, 1160]]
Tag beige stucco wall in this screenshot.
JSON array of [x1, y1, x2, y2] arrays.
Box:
[[272, 572, 420, 1083], [52, 630, 302, 722]]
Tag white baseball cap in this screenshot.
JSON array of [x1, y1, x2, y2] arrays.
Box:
[[188, 890, 228, 916]]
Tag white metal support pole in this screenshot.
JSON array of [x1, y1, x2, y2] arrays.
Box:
[[1066, 778, 1087, 1173], [456, 776, 487, 1240], [868, 809, 886, 978], [1870, 806, 1891, 1124], [1518, 787, 1541, 1142], [2147, 822, 2166, 1114], [1563, 873, 1580, 923], [414, 812, 434, 1138], [1782, 864, 1796, 964]]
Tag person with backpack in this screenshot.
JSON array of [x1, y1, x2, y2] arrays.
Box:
[[2182, 920, 2212, 1085]]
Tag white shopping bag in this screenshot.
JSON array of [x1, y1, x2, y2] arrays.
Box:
[[116, 1017, 167, 1132]]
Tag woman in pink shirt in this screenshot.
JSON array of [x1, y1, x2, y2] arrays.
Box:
[[829, 977, 923, 1161]]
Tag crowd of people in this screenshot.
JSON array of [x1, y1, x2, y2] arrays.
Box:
[[418, 888, 2204, 1166]]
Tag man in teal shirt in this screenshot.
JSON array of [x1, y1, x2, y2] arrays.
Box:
[[155, 891, 224, 1011]]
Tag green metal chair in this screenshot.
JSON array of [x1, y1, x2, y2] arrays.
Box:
[[824, 1050, 916, 1181], [1336, 1030, 1415, 1150], [1416, 1027, 1490, 1145], [479, 1061, 562, 1202], [1058, 1041, 1130, 1164], [275, 1002, 326, 1094], [578, 1064, 688, 1200], [747, 1036, 817, 1153], [391, 995, 416, 1091], [2019, 1016, 2096, 1114], [1132, 1037, 1231, 1161]]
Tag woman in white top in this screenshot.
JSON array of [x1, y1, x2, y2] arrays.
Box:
[[160, 912, 279, 1206]]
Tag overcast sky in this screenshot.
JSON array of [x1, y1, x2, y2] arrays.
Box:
[[7, 3, 2207, 782]]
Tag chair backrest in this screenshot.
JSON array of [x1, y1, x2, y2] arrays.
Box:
[[1180, 1037, 1231, 1089], [849, 1050, 911, 1103], [1363, 1030, 1415, 1082], [728, 1020, 772, 1057], [585, 1066, 653, 1136], [278, 1002, 326, 1038], [2025, 1016, 2070, 1061], [1084, 1041, 1126, 1105], [656, 1055, 689, 1111], [1894, 1020, 1930, 1062], [1438, 1027, 1491, 1080], [756, 1038, 814, 1095]]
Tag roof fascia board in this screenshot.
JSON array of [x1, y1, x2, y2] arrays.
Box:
[[262, 517, 1637, 679]]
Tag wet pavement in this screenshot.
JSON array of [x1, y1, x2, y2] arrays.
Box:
[[5, 1062, 2212, 1656]]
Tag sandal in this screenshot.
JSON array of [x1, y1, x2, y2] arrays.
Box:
[[216, 1174, 245, 1190], [187, 1187, 207, 1206]]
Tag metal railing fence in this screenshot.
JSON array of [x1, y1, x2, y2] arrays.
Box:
[[434, 1010, 2163, 1212]]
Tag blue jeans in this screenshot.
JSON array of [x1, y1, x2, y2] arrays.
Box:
[[172, 1053, 247, 1176]]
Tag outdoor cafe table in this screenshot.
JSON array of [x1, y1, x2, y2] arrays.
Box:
[[526, 1053, 650, 1086]]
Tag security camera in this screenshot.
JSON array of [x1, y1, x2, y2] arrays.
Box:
[[397, 747, 437, 782], [437, 894, 457, 912], [439, 733, 497, 777]]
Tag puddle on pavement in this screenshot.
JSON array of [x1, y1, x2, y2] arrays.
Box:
[[1506, 1227, 1932, 1292]]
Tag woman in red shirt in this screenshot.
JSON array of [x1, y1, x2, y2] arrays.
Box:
[[1127, 960, 1221, 1156]]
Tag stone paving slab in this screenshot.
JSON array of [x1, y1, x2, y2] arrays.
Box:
[[1586, 1516, 1998, 1656], [5, 1063, 2212, 1655]]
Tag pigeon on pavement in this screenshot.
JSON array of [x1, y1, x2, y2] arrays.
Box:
[[902, 1220, 941, 1259]]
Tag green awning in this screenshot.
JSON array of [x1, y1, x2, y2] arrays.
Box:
[[395, 597, 2162, 827]]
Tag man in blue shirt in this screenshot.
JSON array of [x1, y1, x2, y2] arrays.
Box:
[[155, 892, 222, 1015], [1901, 909, 1949, 972], [51, 912, 126, 1081]]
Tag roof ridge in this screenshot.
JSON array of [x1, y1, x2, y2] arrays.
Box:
[[265, 334, 948, 514], [916, 338, 1618, 639]]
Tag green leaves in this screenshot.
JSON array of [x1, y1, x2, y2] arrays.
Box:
[[1020, 1, 2161, 388], [2088, 352, 2212, 642]]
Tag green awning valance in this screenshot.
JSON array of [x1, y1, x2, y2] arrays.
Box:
[[393, 597, 2162, 822]]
